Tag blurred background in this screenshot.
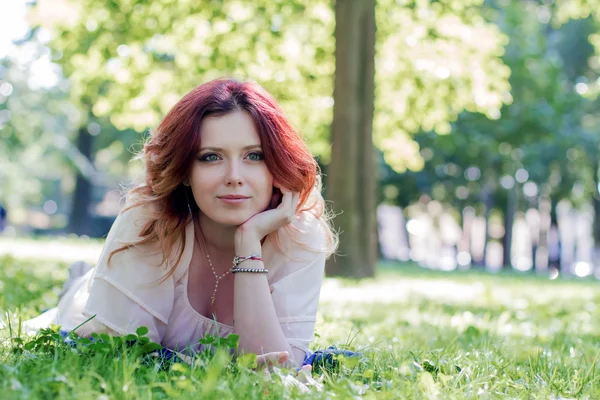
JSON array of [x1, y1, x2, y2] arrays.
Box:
[[0, 0, 599, 281]]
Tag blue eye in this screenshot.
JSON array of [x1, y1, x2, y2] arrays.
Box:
[[248, 152, 264, 161], [199, 153, 219, 162]]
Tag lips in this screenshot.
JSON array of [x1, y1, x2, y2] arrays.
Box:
[[218, 195, 250, 206], [219, 195, 250, 199]]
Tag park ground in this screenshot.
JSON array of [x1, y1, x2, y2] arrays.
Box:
[[0, 237, 599, 399]]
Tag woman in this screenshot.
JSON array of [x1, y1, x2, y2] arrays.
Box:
[[26, 78, 337, 370]]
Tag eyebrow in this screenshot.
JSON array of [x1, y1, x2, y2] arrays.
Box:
[[199, 144, 262, 152]]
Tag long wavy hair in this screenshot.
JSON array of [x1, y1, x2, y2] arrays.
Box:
[[109, 78, 337, 277]]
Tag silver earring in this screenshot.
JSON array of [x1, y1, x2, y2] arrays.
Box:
[[185, 190, 192, 216], [183, 180, 190, 186]]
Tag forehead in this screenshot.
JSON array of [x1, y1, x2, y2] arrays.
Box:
[[199, 111, 260, 147]]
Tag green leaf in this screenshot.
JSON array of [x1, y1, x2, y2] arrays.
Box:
[[141, 342, 162, 354], [199, 334, 216, 345], [423, 360, 439, 375], [236, 352, 257, 369], [124, 334, 138, 342], [170, 363, 189, 374], [136, 326, 149, 337], [226, 334, 240, 349]]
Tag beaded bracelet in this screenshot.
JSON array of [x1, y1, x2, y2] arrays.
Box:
[[231, 267, 269, 274]]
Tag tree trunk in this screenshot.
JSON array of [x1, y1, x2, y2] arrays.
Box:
[[476, 184, 494, 268], [592, 159, 600, 278], [594, 189, 600, 245], [527, 196, 540, 273], [325, 0, 377, 278], [531, 239, 538, 272], [536, 196, 551, 273], [548, 197, 562, 272], [502, 187, 516, 270], [67, 125, 94, 235], [458, 205, 474, 268]]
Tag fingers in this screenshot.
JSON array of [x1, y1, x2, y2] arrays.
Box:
[[278, 188, 293, 210], [278, 189, 301, 223], [256, 351, 289, 369], [297, 364, 312, 383], [297, 364, 323, 391], [292, 191, 300, 210]]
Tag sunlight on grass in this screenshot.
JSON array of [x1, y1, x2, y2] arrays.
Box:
[[1, 246, 599, 398], [0, 237, 103, 264]]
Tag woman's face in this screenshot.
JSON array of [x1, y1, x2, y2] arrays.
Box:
[[189, 110, 274, 227]]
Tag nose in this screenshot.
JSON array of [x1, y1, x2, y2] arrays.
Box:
[[225, 160, 243, 186]]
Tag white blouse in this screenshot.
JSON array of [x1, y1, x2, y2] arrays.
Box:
[[25, 201, 327, 357]]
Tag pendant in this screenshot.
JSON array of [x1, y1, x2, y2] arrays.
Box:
[[211, 281, 218, 306]]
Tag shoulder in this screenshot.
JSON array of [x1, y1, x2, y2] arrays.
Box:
[[109, 199, 156, 243], [275, 210, 328, 260], [93, 200, 171, 286], [105, 196, 191, 281], [98, 199, 162, 272]]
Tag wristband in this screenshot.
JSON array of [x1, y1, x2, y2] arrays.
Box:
[[232, 253, 263, 268]]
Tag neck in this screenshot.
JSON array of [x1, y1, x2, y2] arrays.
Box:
[[196, 212, 237, 256]]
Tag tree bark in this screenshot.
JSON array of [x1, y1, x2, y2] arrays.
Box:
[[594, 190, 600, 245], [459, 206, 475, 267], [67, 125, 93, 235], [325, 0, 377, 278], [548, 197, 562, 272], [536, 196, 551, 273], [502, 186, 516, 270], [476, 184, 494, 268], [592, 159, 600, 277]]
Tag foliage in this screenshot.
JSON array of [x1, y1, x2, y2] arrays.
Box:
[[0, 55, 77, 213], [28, 0, 512, 169], [1, 0, 598, 220], [375, 0, 511, 172], [29, 0, 336, 156], [549, 0, 600, 25], [0, 54, 140, 216], [381, 0, 600, 212]]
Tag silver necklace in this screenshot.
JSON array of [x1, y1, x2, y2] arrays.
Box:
[[195, 226, 231, 307]]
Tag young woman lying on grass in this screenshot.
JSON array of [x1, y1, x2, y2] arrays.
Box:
[[25, 78, 338, 375]]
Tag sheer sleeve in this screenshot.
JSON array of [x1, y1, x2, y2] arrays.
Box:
[[26, 201, 193, 347], [73, 201, 191, 344], [34, 267, 167, 344], [79, 277, 167, 343], [267, 211, 328, 356]]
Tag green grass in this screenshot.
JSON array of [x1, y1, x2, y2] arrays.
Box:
[[1, 253, 599, 399]]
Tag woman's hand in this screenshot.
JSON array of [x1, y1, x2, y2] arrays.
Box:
[[257, 351, 316, 386], [256, 351, 290, 369], [235, 189, 300, 245]]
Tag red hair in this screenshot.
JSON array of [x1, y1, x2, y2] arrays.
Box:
[[109, 79, 337, 276]]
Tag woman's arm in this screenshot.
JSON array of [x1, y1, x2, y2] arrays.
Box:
[[232, 229, 302, 366]]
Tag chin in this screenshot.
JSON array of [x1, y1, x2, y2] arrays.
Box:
[[211, 211, 256, 227], [218, 219, 247, 227]]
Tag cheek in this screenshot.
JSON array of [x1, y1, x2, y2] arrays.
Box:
[[189, 171, 217, 206], [259, 174, 274, 205]]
